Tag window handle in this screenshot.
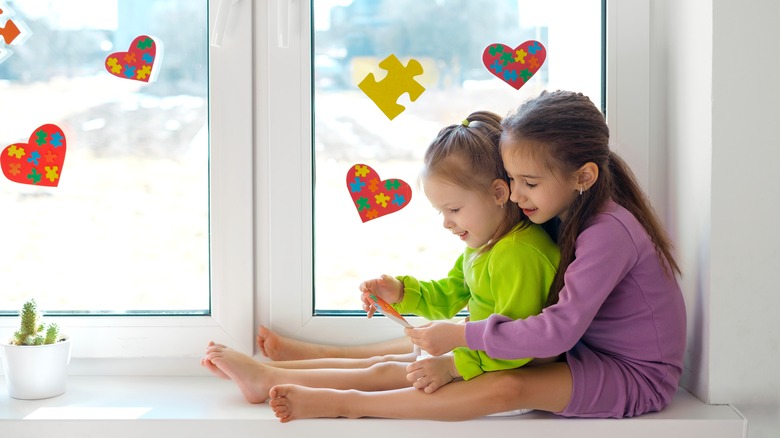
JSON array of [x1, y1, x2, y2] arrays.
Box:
[[277, 0, 296, 48], [211, 0, 242, 47]]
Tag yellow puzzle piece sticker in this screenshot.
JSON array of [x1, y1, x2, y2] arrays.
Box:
[[358, 54, 426, 120]]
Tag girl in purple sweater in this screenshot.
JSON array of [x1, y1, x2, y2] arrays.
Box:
[[269, 90, 686, 421]]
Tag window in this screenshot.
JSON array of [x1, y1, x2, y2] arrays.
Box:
[[0, 0, 253, 365], [0, 0, 209, 315], [0, 0, 652, 367], [312, 0, 603, 313], [263, 0, 653, 346]]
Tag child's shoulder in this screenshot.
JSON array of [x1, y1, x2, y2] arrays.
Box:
[[587, 200, 641, 233], [582, 200, 650, 249], [495, 222, 559, 258]]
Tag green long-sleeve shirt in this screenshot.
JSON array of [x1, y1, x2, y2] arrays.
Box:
[[394, 223, 559, 380]]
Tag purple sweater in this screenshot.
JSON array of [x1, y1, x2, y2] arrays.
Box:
[[465, 201, 686, 417]]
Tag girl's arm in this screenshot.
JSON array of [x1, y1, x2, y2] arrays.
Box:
[[393, 253, 470, 321], [466, 215, 638, 360]]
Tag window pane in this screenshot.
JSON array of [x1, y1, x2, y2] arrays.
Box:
[[313, 0, 602, 312], [0, 0, 209, 314]]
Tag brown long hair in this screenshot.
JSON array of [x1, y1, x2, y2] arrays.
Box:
[[501, 90, 680, 306], [422, 111, 528, 255]]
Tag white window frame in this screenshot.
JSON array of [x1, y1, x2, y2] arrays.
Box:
[[0, 0, 652, 368], [0, 0, 255, 374], [260, 0, 653, 345]]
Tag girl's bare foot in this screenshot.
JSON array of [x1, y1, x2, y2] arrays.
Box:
[[201, 341, 230, 379], [257, 325, 330, 361], [205, 344, 276, 403], [269, 384, 353, 422]]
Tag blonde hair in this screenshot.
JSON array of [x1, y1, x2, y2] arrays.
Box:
[[422, 111, 527, 254]]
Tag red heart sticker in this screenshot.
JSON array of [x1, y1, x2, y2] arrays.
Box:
[[346, 164, 412, 223], [105, 35, 162, 82], [482, 41, 546, 90], [2, 124, 67, 187]]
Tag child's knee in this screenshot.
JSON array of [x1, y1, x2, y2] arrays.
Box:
[[493, 371, 530, 400], [368, 360, 408, 381]]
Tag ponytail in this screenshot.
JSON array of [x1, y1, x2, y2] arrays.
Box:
[[502, 90, 680, 307], [608, 152, 680, 277]]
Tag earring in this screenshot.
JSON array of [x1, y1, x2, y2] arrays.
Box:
[[500, 203, 505, 209], [579, 186, 584, 196]]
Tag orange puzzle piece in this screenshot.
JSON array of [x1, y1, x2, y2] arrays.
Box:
[[0, 18, 20, 44]]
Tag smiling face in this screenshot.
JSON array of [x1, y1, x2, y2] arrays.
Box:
[[501, 138, 580, 224], [422, 175, 507, 249]]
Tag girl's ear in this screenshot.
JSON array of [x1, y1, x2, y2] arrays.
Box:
[[577, 162, 599, 191], [492, 179, 511, 205]]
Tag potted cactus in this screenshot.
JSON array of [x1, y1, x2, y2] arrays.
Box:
[[1, 299, 71, 399]]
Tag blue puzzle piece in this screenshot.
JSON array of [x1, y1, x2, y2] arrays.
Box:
[[503, 69, 518, 83], [27, 150, 41, 166], [123, 65, 137, 79], [49, 132, 64, 147], [349, 177, 366, 193]]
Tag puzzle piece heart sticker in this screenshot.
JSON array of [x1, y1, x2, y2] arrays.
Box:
[[482, 41, 546, 90], [105, 35, 163, 82], [347, 164, 412, 222], [2, 124, 66, 187], [358, 54, 426, 120]]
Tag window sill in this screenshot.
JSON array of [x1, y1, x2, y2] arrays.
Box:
[[1, 376, 745, 438]]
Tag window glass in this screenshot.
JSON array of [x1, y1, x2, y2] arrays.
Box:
[[312, 0, 603, 312], [0, 0, 209, 314]]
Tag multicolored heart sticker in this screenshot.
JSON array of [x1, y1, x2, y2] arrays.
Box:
[[105, 35, 163, 82], [2, 124, 66, 187], [346, 164, 412, 223], [482, 41, 546, 90]]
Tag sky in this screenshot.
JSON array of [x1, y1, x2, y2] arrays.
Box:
[[9, 0, 118, 30], [314, 0, 353, 31]]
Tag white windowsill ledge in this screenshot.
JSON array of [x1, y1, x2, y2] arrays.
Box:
[[1, 376, 745, 438]]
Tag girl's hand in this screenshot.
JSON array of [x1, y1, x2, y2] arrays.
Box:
[[404, 321, 468, 356], [405, 353, 459, 393], [359, 274, 404, 318]]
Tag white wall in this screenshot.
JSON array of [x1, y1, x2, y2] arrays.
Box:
[[656, 0, 713, 404], [658, 0, 780, 436], [710, 0, 780, 434]]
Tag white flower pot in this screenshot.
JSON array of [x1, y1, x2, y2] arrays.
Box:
[[1, 337, 71, 400]]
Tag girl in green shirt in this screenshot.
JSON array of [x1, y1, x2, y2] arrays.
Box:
[[202, 111, 559, 405]]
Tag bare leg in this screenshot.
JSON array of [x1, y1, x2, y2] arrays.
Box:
[[269, 362, 573, 422], [257, 325, 414, 361], [204, 339, 417, 374], [205, 345, 416, 404], [263, 351, 419, 370]]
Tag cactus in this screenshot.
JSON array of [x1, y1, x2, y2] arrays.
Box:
[[9, 299, 61, 346]]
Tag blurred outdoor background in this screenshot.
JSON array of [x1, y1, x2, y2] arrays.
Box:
[[0, 0, 601, 315], [0, 0, 209, 313], [312, 0, 602, 310]]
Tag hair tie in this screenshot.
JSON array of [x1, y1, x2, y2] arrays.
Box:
[[461, 119, 470, 127]]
